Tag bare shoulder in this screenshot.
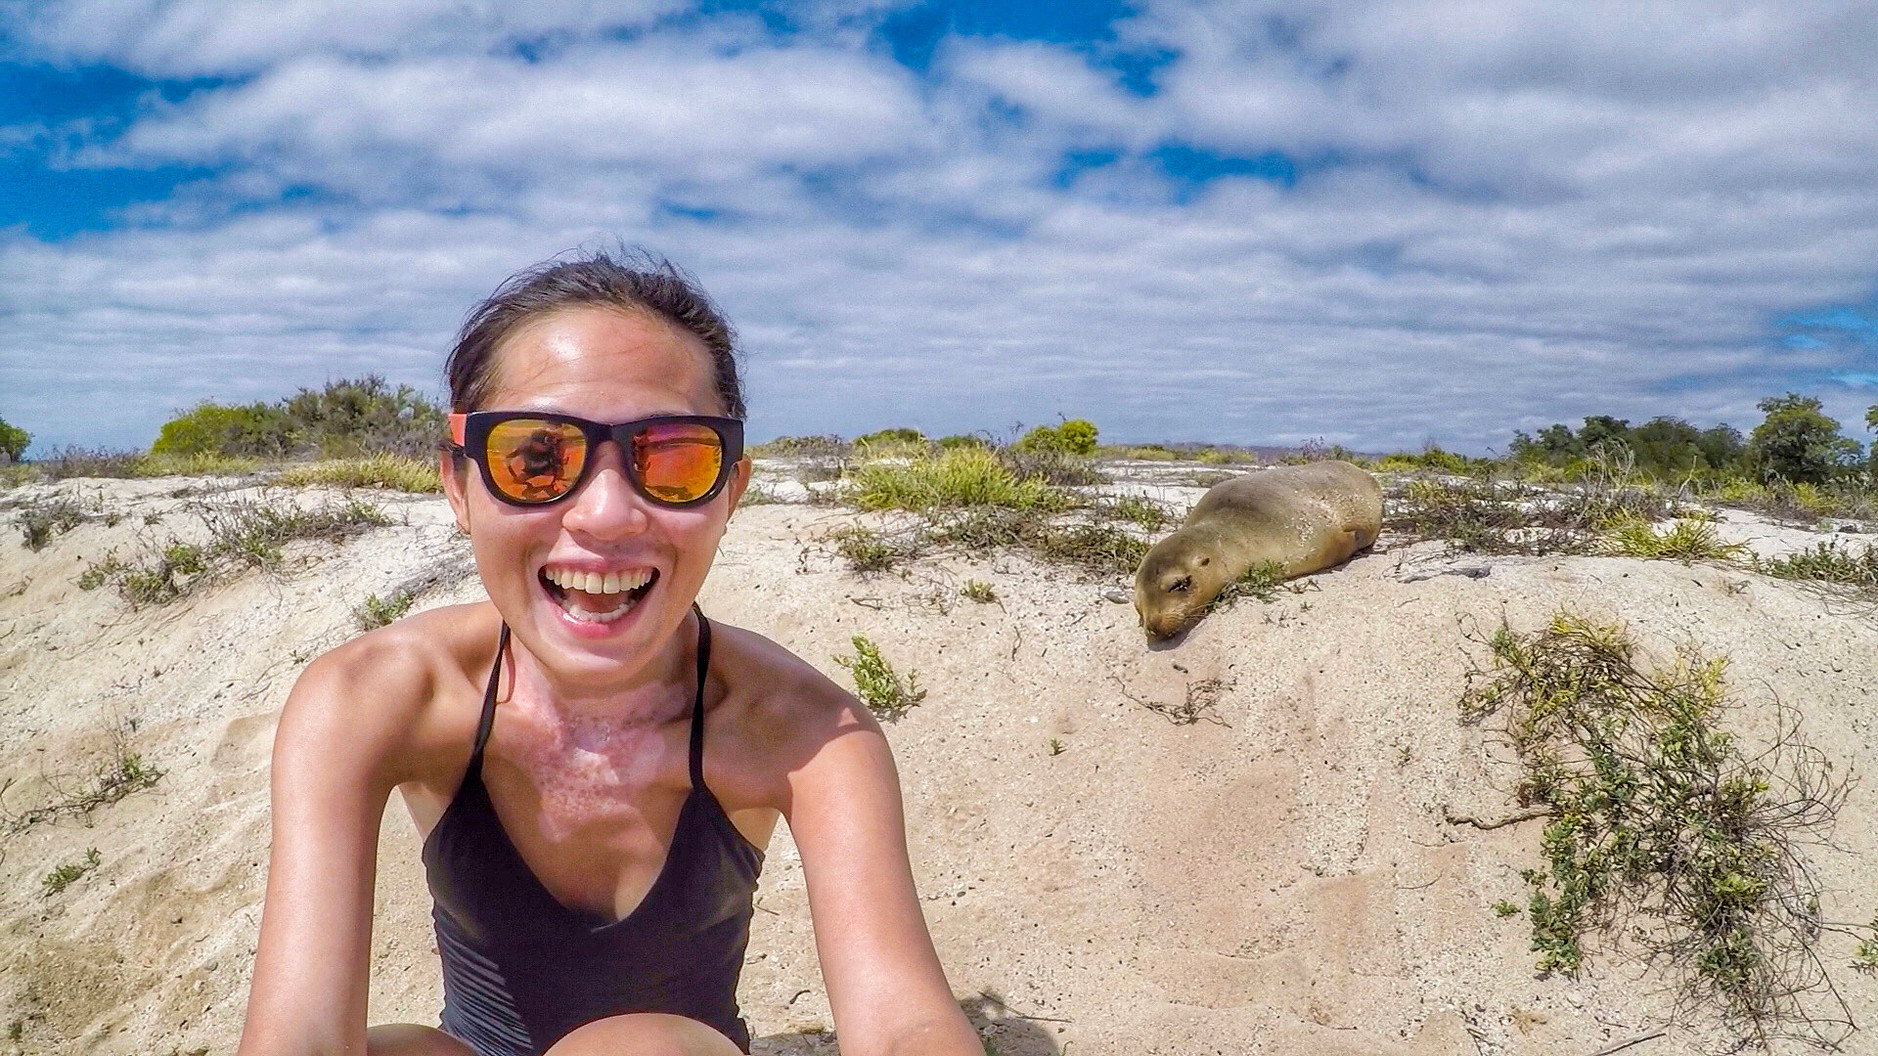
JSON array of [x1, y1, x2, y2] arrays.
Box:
[[705, 621, 884, 809], [276, 602, 501, 789]]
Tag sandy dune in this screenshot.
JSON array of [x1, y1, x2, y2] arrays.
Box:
[[2, 466, 1877, 1055]]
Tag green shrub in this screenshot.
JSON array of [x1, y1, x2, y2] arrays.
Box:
[[845, 447, 1070, 513], [1094, 494, 1169, 531], [7, 743, 164, 836], [279, 454, 440, 493], [152, 401, 292, 458], [0, 415, 31, 463], [925, 507, 1147, 576], [831, 526, 906, 573], [1463, 613, 1851, 1041], [835, 635, 925, 720], [1211, 560, 1287, 607], [960, 579, 997, 603], [354, 588, 416, 630], [1747, 394, 1861, 485], [935, 433, 992, 451], [1756, 541, 1878, 592], [997, 445, 1105, 487], [150, 376, 446, 460], [1600, 514, 1746, 563], [1015, 419, 1098, 456], [751, 434, 850, 458], [18, 497, 86, 551], [854, 427, 926, 452], [87, 496, 392, 607]]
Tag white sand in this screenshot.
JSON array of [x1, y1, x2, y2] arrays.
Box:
[[2, 468, 1876, 1055]]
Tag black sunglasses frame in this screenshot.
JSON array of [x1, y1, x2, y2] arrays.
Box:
[[450, 411, 745, 510]]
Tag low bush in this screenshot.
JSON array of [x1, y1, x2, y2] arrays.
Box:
[[845, 446, 1070, 513], [85, 495, 391, 607], [1463, 613, 1857, 1045], [1600, 514, 1746, 563], [1388, 466, 1681, 556], [831, 525, 907, 574], [997, 445, 1105, 487], [1014, 419, 1098, 456], [1756, 541, 1878, 594], [17, 497, 87, 551], [279, 454, 440, 493], [925, 507, 1147, 576], [751, 434, 850, 459]]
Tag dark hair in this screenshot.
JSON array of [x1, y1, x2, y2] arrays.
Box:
[[444, 249, 745, 419]]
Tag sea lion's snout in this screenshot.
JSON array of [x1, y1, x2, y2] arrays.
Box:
[[1134, 546, 1203, 640]]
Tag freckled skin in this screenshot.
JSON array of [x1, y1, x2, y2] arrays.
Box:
[[504, 698, 678, 842], [1134, 461, 1383, 639]]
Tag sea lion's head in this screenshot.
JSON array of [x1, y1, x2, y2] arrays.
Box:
[[1133, 532, 1225, 640]]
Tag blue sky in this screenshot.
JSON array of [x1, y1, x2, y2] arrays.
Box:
[[3, 0, 1877, 455]]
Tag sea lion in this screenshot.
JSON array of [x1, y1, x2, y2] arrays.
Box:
[[1134, 460, 1383, 639]]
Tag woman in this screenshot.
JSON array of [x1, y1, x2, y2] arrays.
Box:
[[237, 253, 983, 1056]]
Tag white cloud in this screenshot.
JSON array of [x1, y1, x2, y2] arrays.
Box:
[[2, 0, 683, 76], [4, 0, 1877, 457]]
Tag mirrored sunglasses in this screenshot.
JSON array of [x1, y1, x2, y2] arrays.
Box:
[[448, 411, 744, 508]]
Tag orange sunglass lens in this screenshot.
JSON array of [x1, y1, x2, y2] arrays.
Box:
[[485, 418, 589, 502], [633, 423, 724, 503]]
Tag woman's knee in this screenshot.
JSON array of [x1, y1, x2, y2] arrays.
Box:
[[547, 1013, 743, 1056]]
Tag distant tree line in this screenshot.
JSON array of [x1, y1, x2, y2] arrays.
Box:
[[1510, 394, 1877, 485], [150, 375, 446, 460]]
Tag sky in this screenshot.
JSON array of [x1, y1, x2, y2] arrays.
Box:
[[3, 0, 1877, 456]]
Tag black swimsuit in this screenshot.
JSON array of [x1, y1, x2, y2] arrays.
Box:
[[423, 613, 766, 1055]]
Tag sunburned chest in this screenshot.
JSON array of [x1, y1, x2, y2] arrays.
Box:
[[490, 705, 691, 848]]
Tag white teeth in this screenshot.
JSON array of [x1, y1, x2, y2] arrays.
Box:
[[544, 567, 654, 595]]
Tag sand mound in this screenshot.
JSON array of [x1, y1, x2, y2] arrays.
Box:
[[2, 470, 1876, 1055]]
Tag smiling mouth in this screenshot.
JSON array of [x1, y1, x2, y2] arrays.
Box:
[[539, 566, 660, 624]]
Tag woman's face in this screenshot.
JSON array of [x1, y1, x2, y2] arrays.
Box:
[[442, 304, 748, 691]]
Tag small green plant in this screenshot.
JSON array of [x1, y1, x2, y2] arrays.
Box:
[[41, 848, 102, 896], [354, 588, 416, 630], [1463, 612, 1854, 1045], [17, 497, 87, 550], [1493, 899, 1521, 918], [960, 579, 997, 603], [832, 525, 906, 573], [835, 635, 925, 721], [1601, 514, 1747, 563], [1756, 541, 1878, 593], [76, 553, 124, 590], [1853, 918, 1878, 974], [1047, 737, 1065, 756], [1096, 494, 1169, 531], [5, 741, 164, 835], [1211, 560, 1287, 608]]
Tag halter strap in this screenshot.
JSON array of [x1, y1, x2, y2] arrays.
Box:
[[689, 606, 712, 790], [470, 613, 709, 785], [469, 622, 510, 773]]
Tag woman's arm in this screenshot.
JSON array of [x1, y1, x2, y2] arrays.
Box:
[[237, 641, 428, 1056], [784, 688, 982, 1056]]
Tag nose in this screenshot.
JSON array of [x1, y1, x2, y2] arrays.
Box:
[[559, 441, 651, 540]]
